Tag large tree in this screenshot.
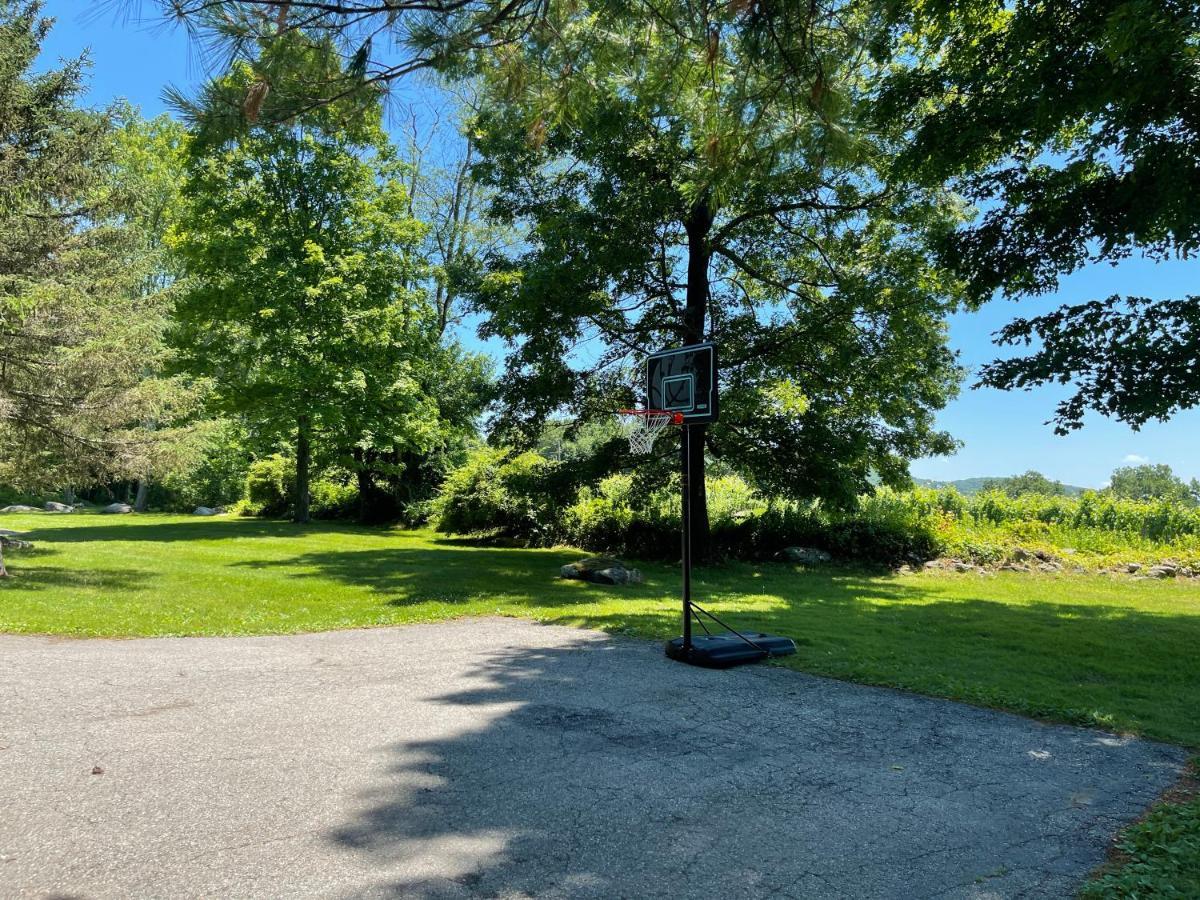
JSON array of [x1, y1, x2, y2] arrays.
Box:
[[877, 0, 1200, 433], [0, 1, 182, 493], [168, 69, 443, 523], [466, 0, 966, 554]]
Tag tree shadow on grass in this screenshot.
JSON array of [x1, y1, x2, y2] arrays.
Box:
[[0, 563, 152, 592], [322, 631, 1188, 898], [22, 518, 376, 544]]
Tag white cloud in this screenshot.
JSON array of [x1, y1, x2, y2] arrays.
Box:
[[1122, 454, 1149, 464]]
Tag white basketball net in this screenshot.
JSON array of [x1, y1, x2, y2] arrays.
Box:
[[621, 411, 677, 454]]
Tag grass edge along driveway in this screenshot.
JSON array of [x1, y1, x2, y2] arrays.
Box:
[[0, 512, 1196, 750]]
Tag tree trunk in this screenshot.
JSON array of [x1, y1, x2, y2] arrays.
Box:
[[295, 415, 311, 524], [682, 199, 713, 561], [63, 485, 75, 505], [0, 541, 9, 577], [133, 478, 149, 513]]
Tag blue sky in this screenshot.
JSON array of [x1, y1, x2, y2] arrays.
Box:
[[38, 1, 1200, 488]]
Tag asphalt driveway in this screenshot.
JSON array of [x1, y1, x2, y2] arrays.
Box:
[[0, 619, 1187, 898]]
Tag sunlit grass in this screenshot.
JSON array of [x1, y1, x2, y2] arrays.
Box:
[[2, 512, 1198, 746]]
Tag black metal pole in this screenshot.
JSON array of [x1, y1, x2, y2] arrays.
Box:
[[681, 423, 692, 653]]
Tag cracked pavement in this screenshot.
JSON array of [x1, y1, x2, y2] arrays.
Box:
[[0, 619, 1187, 898]]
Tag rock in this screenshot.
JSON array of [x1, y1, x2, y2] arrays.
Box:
[[1037, 561, 1062, 573], [923, 559, 944, 570], [43, 501, 73, 513], [100, 503, 133, 514], [999, 564, 1032, 573], [193, 506, 218, 516], [560, 557, 643, 586], [896, 564, 913, 575], [1146, 565, 1177, 578], [1011, 548, 1032, 562], [779, 546, 832, 565], [0, 536, 31, 549], [1124, 563, 1142, 574], [953, 561, 973, 573], [0, 505, 39, 513]]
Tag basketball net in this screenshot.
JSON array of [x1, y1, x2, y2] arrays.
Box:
[[618, 409, 682, 454]]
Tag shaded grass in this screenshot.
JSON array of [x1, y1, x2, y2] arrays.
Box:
[[1, 512, 1198, 747]]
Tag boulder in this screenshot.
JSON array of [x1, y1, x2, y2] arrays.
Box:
[[100, 503, 133, 515], [779, 546, 832, 565], [560, 556, 644, 586], [1146, 564, 1178, 578], [0, 505, 39, 513], [193, 506, 218, 516], [44, 501, 73, 513], [1124, 562, 1143, 574], [999, 563, 1032, 573]]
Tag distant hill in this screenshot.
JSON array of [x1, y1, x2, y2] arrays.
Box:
[[913, 476, 1089, 496]]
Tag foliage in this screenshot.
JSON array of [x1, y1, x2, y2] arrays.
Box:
[[878, 0, 1200, 433], [1107, 463, 1198, 505], [169, 64, 445, 523], [1082, 769, 1200, 899], [982, 470, 1066, 497], [153, 0, 545, 128], [434, 446, 1200, 566], [240, 453, 357, 519], [467, 0, 967, 551], [151, 420, 252, 511], [431, 447, 568, 540], [0, 2, 189, 489]]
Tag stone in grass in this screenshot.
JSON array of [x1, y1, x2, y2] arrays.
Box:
[[193, 506, 218, 516], [100, 503, 133, 514], [0, 505, 39, 513], [779, 546, 832, 565], [44, 501, 73, 513], [1145, 564, 1178, 578], [560, 556, 644, 586]]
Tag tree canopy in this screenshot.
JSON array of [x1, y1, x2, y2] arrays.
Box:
[[0, 1, 185, 491], [878, 0, 1200, 433], [168, 71, 450, 522], [464, 0, 966, 550], [1107, 463, 1198, 505]]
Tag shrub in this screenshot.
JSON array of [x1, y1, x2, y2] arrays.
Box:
[[244, 455, 293, 517], [241, 455, 359, 519], [432, 448, 567, 540]]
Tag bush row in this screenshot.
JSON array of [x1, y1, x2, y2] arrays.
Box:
[[431, 448, 1200, 564]]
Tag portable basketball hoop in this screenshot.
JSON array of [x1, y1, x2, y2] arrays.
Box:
[[619, 342, 797, 669], [618, 408, 683, 455]]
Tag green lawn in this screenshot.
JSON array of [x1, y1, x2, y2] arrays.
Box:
[[2, 512, 1199, 747]]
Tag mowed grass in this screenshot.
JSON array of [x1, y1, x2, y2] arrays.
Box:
[[2, 512, 1199, 747]]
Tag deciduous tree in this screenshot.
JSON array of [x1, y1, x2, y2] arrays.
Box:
[[877, 0, 1200, 433], [467, 0, 967, 554]]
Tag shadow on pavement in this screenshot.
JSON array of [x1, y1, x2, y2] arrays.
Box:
[[323, 628, 1187, 898]]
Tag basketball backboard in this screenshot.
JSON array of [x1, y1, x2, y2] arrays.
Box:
[[647, 342, 718, 424]]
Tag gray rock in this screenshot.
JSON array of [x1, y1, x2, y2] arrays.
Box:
[[999, 563, 1032, 573], [193, 506, 218, 516], [1146, 565, 1177, 578], [780, 546, 832, 565], [0, 535, 32, 549], [100, 503, 133, 515], [43, 501, 73, 513], [0, 505, 39, 513], [1124, 562, 1143, 574], [560, 557, 643, 586]]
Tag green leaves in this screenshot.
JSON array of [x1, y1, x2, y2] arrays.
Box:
[[468, 0, 967, 507]]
